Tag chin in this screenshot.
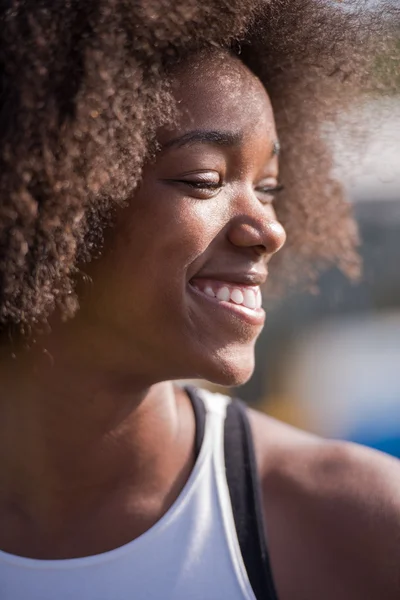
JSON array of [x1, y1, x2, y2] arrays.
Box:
[[198, 345, 256, 387]]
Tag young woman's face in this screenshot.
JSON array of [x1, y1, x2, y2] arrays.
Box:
[[89, 53, 286, 386]]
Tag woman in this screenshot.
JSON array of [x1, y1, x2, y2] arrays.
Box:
[[0, 1, 399, 599]]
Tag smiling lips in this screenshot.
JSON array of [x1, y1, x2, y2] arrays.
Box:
[[190, 278, 262, 310]]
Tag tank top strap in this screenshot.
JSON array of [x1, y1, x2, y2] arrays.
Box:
[[196, 387, 231, 418], [185, 386, 279, 600], [224, 398, 279, 600]]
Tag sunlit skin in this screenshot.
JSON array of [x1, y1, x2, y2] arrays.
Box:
[[0, 52, 284, 558], [78, 52, 286, 387], [0, 52, 399, 600]]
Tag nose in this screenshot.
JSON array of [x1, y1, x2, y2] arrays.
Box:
[[227, 213, 286, 257]]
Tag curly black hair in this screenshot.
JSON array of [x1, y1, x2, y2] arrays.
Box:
[[0, 0, 396, 338]]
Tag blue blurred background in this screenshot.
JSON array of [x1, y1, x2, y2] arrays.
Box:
[[193, 83, 400, 459], [236, 97, 400, 458]]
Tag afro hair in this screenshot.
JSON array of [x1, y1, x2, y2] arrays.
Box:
[[0, 0, 397, 338]]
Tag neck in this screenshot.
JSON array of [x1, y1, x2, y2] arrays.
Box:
[[0, 332, 195, 558]]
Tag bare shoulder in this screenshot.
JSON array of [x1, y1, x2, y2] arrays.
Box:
[[248, 407, 400, 600]]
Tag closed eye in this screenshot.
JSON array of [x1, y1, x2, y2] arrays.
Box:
[[256, 183, 284, 194], [178, 180, 221, 190], [255, 183, 284, 204], [166, 172, 223, 198]]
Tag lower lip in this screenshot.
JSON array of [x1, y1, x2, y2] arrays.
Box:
[[188, 283, 266, 328]]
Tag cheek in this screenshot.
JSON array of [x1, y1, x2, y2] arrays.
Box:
[[99, 187, 225, 318], [117, 188, 223, 278]]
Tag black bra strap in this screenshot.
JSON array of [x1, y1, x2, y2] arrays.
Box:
[[224, 399, 279, 600], [185, 386, 278, 600], [185, 386, 206, 457]]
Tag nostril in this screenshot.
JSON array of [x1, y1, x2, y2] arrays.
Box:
[[253, 244, 267, 258]]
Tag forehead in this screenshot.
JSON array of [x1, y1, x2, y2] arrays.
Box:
[[166, 53, 277, 143]]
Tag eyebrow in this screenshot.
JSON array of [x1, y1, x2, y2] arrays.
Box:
[[162, 128, 281, 157], [162, 129, 244, 150]]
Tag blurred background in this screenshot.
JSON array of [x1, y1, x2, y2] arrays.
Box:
[[201, 45, 400, 459]]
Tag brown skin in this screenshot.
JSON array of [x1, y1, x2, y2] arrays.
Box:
[[79, 52, 285, 386], [250, 412, 400, 600], [0, 53, 283, 558], [0, 52, 399, 599]]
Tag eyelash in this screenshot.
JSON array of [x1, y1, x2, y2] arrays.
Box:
[[255, 183, 285, 202], [179, 181, 220, 190], [179, 180, 284, 200]]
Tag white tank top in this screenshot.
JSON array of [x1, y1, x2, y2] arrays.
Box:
[[0, 390, 260, 600]]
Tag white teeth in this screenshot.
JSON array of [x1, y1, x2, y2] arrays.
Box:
[[255, 288, 262, 309], [216, 286, 231, 302], [204, 285, 215, 298], [230, 288, 244, 305], [193, 280, 262, 311], [243, 289, 256, 309]]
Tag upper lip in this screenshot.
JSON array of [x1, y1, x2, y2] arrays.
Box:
[[190, 270, 268, 287]]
